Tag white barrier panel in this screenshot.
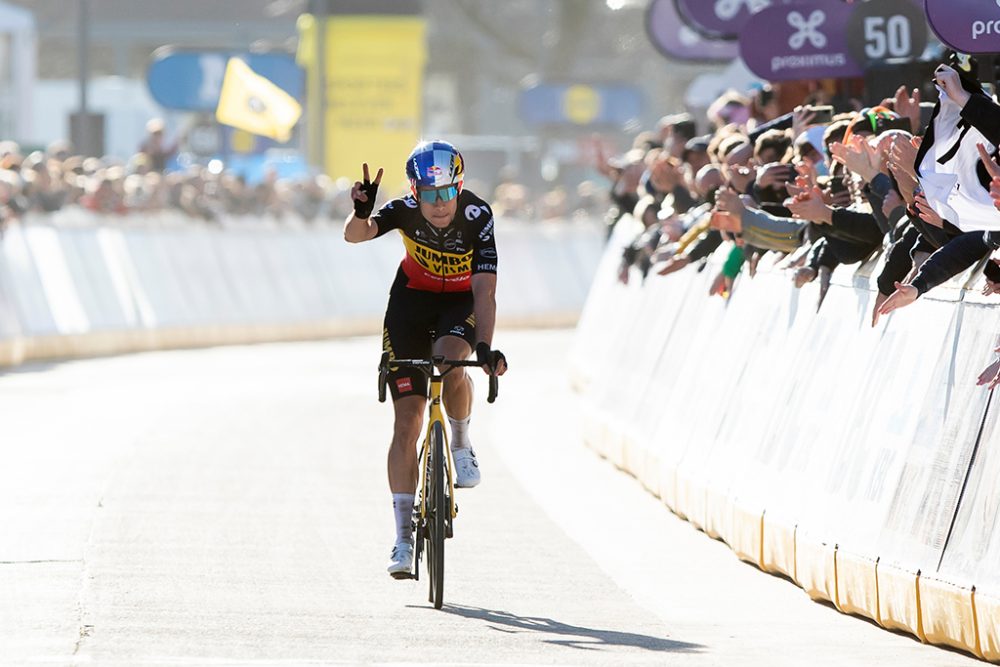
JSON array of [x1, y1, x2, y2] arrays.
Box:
[[0, 215, 604, 366], [572, 214, 1000, 661], [1, 225, 58, 335], [57, 228, 133, 330]]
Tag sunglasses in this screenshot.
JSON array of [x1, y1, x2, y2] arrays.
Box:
[[418, 185, 459, 203]]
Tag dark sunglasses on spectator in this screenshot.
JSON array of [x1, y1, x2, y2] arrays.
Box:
[[418, 185, 459, 203]]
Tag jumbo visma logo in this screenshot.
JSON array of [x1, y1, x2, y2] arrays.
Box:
[[402, 236, 472, 277]]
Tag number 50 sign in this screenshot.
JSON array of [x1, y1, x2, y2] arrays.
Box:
[[845, 0, 928, 65], [739, 0, 927, 81], [740, 0, 927, 81]]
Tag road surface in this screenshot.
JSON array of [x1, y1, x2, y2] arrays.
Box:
[[0, 329, 980, 665]]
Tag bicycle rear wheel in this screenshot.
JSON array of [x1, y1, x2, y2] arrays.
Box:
[[426, 421, 446, 609]]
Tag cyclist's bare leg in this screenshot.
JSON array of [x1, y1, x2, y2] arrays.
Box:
[[433, 335, 480, 486], [434, 335, 473, 420], [388, 395, 425, 494]]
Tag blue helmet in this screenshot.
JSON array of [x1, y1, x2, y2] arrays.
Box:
[[405, 140, 465, 189]]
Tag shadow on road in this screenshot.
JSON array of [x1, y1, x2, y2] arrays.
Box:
[[426, 603, 704, 653]]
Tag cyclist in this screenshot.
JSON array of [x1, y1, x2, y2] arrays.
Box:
[[344, 140, 508, 578]]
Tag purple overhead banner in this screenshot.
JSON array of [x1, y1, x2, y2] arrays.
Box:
[[645, 0, 740, 62], [739, 3, 863, 81], [925, 0, 1000, 54], [676, 0, 794, 41]]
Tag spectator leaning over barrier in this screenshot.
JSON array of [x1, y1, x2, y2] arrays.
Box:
[[601, 147, 646, 237], [654, 165, 724, 277], [878, 60, 1000, 319]]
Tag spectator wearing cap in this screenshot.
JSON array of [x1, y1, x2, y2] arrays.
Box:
[[682, 136, 712, 177], [707, 91, 752, 130]]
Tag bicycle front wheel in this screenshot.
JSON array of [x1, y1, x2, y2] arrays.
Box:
[[426, 420, 446, 609]]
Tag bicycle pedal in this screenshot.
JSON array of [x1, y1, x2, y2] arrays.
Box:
[[390, 571, 415, 580]]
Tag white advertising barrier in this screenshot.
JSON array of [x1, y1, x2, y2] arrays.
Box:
[[0, 224, 58, 335], [572, 215, 1000, 662], [0, 214, 604, 367]]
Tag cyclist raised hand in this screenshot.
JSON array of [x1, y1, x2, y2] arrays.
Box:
[[344, 140, 506, 578]]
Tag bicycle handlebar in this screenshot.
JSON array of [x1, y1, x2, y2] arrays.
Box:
[[377, 355, 500, 404]]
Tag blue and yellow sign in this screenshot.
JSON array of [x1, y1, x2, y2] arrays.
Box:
[[519, 83, 643, 127]]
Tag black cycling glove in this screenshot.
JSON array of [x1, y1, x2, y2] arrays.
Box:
[[353, 177, 379, 219], [475, 342, 507, 372]]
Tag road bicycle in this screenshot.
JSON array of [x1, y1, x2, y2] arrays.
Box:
[[378, 353, 498, 609]]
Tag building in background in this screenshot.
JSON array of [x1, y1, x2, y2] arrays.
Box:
[[5, 0, 298, 158], [0, 1, 35, 143], [7, 0, 730, 195]]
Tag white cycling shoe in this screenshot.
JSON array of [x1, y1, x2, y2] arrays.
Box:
[[387, 541, 414, 579], [452, 447, 481, 488]]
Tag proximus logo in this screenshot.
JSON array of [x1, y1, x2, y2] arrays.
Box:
[[973, 19, 1000, 40], [713, 0, 770, 21], [787, 10, 827, 50]]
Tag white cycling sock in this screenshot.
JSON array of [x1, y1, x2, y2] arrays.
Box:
[[448, 415, 471, 450], [392, 493, 414, 544]]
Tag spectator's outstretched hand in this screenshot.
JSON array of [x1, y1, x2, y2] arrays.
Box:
[[888, 140, 920, 204], [657, 254, 690, 276], [757, 162, 795, 190], [788, 186, 833, 223], [894, 85, 922, 133], [727, 165, 756, 194], [983, 279, 1000, 297], [709, 209, 742, 234], [715, 187, 746, 216], [975, 143, 1000, 212], [792, 106, 817, 137], [794, 160, 818, 190], [976, 347, 1000, 388], [878, 281, 919, 316], [914, 191, 945, 228], [831, 135, 880, 183], [792, 266, 816, 289], [872, 292, 889, 327], [888, 134, 920, 180]]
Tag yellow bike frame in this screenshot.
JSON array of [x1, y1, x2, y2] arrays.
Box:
[[418, 375, 457, 521]]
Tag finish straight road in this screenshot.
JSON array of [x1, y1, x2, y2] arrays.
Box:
[[0, 329, 980, 666]]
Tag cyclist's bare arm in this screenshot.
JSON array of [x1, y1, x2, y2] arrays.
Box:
[[344, 163, 383, 243], [344, 212, 378, 242], [471, 273, 506, 375]]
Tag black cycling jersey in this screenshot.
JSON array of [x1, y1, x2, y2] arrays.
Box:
[[372, 189, 498, 293]]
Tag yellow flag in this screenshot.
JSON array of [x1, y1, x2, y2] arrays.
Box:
[[215, 58, 302, 143]]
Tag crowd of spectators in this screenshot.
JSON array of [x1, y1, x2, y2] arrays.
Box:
[[0, 117, 603, 234], [0, 118, 360, 232], [601, 52, 1000, 388]]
